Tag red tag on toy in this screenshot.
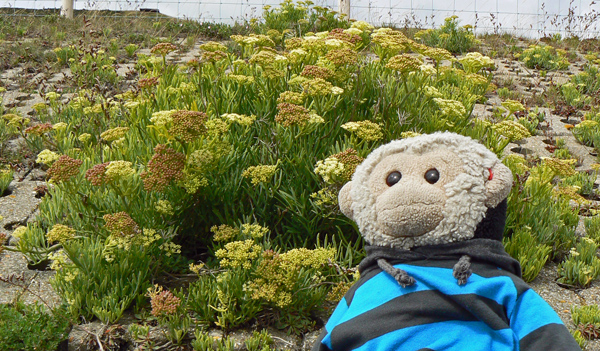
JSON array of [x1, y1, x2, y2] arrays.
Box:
[[488, 168, 493, 180]]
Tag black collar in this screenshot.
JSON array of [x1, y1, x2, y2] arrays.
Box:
[[359, 238, 522, 277]]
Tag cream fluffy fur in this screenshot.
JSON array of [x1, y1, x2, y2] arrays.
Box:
[[344, 132, 513, 249]]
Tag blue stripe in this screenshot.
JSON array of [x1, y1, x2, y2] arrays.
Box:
[[354, 320, 517, 351], [322, 297, 349, 349], [341, 264, 518, 326], [510, 288, 564, 340]]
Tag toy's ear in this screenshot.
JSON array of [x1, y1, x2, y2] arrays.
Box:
[[338, 181, 354, 220], [485, 161, 513, 208]]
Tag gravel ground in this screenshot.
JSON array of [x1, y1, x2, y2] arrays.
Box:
[[1, 40, 600, 349]]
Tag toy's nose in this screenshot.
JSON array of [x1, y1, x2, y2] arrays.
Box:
[[375, 178, 446, 237]]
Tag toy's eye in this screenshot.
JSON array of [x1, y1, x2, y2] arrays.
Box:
[[425, 168, 439, 184], [386, 171, 402, 186]]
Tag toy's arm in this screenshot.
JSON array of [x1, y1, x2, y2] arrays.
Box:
[[510, 288, 582, 350], [311, 296, 351, 351]]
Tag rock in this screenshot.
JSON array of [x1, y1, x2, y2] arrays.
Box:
[[0, 180, 44, 233], [301, 330, 321, 350]]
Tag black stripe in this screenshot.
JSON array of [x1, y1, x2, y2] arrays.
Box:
[[331, 290, 509, 350], [346, 260, 529, 305], [311, 328, 332, 351], [344, 267, 382, 305], [519, 323, 583, 351]]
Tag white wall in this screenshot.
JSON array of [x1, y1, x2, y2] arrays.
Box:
[[1, 0, 599, 37]]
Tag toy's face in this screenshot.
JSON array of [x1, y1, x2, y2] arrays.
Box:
[[338, 132, 514, 248], [368, 149, 464, 238]]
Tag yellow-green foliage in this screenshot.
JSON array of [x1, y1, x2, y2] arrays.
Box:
[[2, 6, 566, 331], [572, 304, 600, 343], [504, 229, 551, 282], [572, 305, 600, 326], [414, 16, 478, 54], [558, 238, 600, 288], [573, 120, 600, 147], [570, 329, 588, 348], [585, 215, 600, 244], [572, 64, 600, 95], [505, 157, 578, 268], [518, 44, 569, 70], [0, 165, 13, 195], [562, 171, 596, 196], [184, 222, 346, 334]]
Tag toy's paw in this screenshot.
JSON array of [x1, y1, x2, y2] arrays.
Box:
[[453, 255, 472, 285], [395, 272, 416, 288], [377, 258, 416, 288]]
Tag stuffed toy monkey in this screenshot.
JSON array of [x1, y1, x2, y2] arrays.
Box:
[[313, 132, 582, 351]]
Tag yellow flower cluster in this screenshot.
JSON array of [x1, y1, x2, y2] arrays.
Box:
[[422, 47, 453, 62], [231, 34, 275, 48], [302, 78, 343, 96], [199, 41, 228, 52], [215, 239, 262, 269], [401, 131, 422, 139], [458, 52, 495, 73], [466, 73, 489, 86], [325, 48, 359, 66], [310, 188, 338, 207], [280, 247, 335, 269], [139, 228, 161, 247], [31, 102, 48, 113], [45, 91, 61, 101], [46, 224, 76, 244], [211, 224, 239, 242], [160, 241, 182, 257], [78, 133, 92, 144], [227, 74, 255, 85], [221, 113, 256, 126], [36, 149, 60, 166], [540, 157, 576, 177], [351, 20, 374, 31], [104, 160, 136, 181], [100, 126, 129, 142], [241, 223, 269, 239], [242, 164, 278, 185], [277, 91, 306, 105], [11, 226, 27, 239], [3, 113, 29, 127], [341, 121, 383, 141], [326, 281, 353, 302], [554, 186, 588, 204], [501, 99, 525, 115], [575, 120, 598, 130], [246, 247, 334, 307], [423, 86, 443, 98], [48, 250, 71, 271], [150, 110, 177, 127], [386, 54, 423, 73], [492, 120, 531, 142], [83, 104, 104, 115], [371, 29, 411, 57], [155, 199, 174, 215], [314, 157, 345, 184], [189, 262, 205, 274], [433, 98, 467, 119]]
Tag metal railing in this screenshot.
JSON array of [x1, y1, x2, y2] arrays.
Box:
[[1, 0, 599, 38]]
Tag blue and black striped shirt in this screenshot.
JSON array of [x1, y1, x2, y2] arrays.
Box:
[[314, 244, 581, 351]]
